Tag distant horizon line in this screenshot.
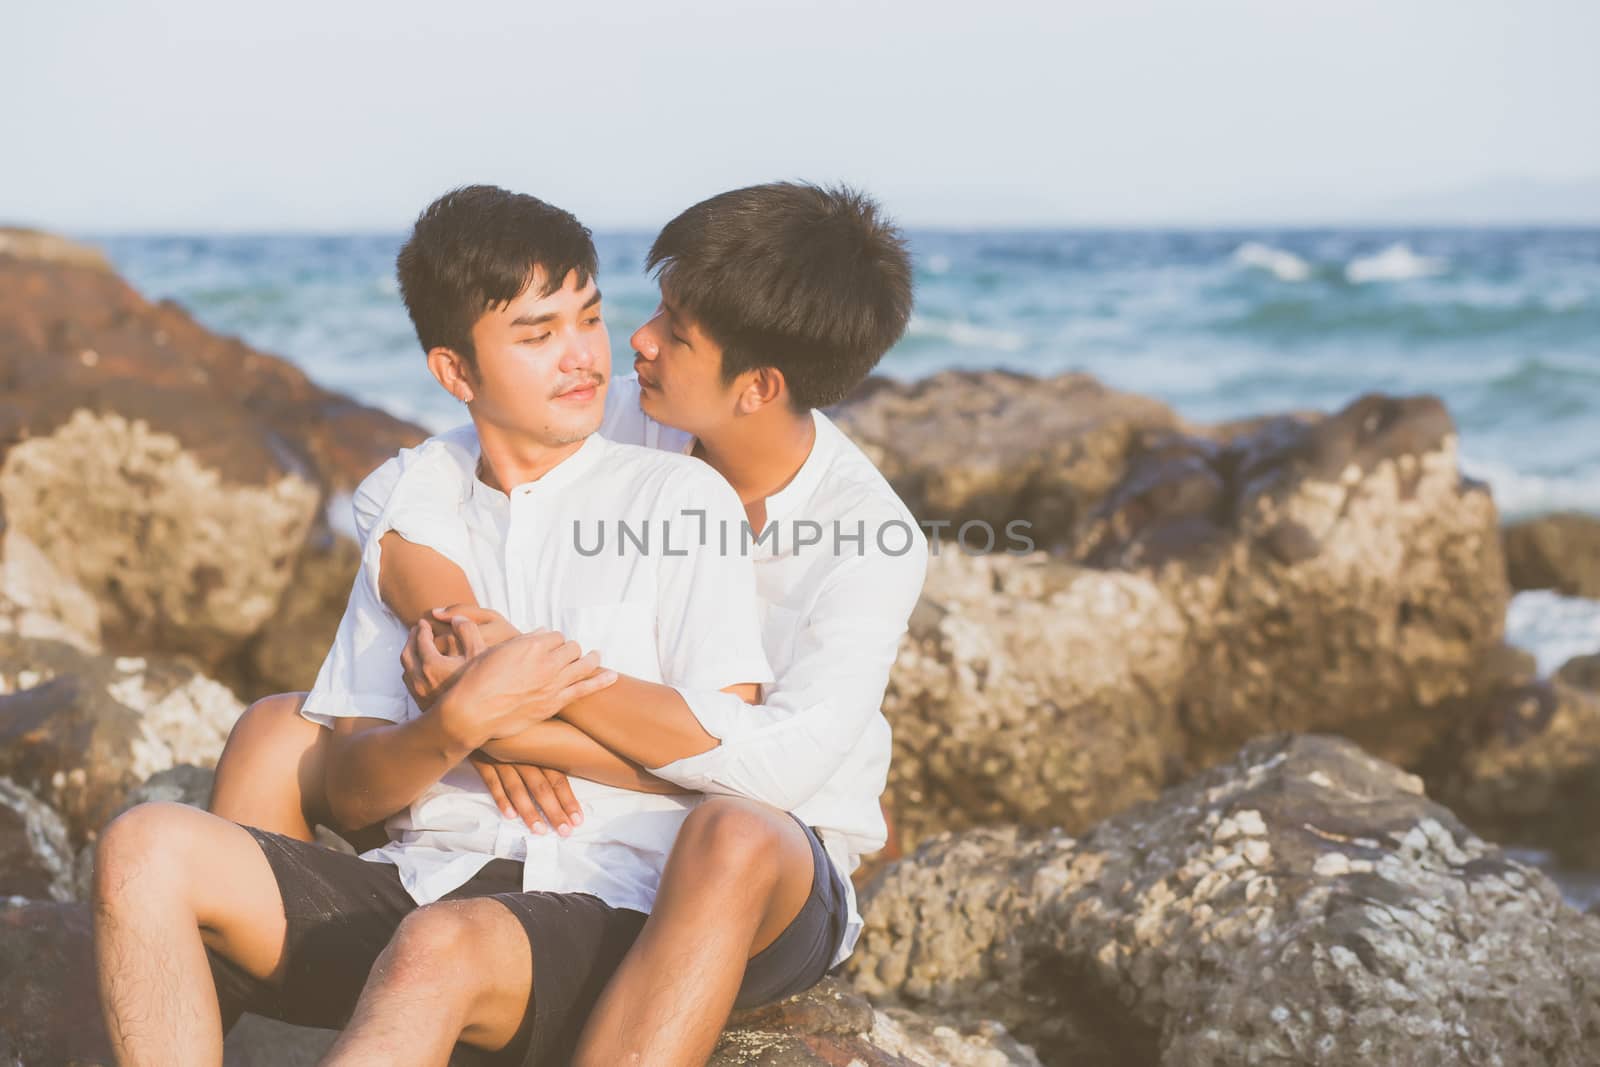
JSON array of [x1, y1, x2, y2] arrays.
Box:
[[34, 217, 1600, 239]]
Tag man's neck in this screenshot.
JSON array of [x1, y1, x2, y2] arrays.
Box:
[[473, 420, 585, 493], [693, 409, 817, 509]]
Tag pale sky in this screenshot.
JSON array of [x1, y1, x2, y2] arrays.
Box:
[[4, 0, 1598, 231]]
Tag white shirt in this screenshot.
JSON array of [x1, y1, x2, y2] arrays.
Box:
[[350, 377, 928, 965], [302, 428, 773, 915]]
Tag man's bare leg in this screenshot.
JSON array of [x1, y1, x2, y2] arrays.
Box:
[[93, 802, 290, 1067], [319, 898, 533, 1067], [210, 691, 326, 841], [572, 797, 817, 1067]]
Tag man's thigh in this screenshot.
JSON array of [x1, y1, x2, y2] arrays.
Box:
[[97, 801, 290, 982], [206, 826, 436, 1030]]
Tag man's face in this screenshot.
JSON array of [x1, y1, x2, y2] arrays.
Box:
[[629, 295, 740, 438], [465, 268, 610, 446]]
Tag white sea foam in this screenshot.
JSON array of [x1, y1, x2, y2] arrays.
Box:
[[906, 314, 1026, 352], [925, 254, 953, 275], [1231, 241, 1312, 282], [1505, 589, 1600, 675], [1461, 456, 1600, 520], [1345, 243, 1447, 284]]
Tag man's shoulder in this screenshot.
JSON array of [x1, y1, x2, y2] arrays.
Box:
[[812, 414, 924, 538]]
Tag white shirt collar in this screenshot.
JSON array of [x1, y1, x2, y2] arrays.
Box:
[[467, 432, 608, 507], [762, 410, 835, 525]]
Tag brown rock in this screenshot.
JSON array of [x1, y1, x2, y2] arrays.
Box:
[[1556, 651, 1600, 693], [882, 392, 1509, 849], [0, 246, 423, 674], [1080, 393, 1509, 769], [1422, 680, 1600, 865], [236, 527, 361, 693], [852, 734, 1600, 1066], [883, 552, 1188, 846], [831, 371, 1183, 551], [1504, 512, 1600, 597]]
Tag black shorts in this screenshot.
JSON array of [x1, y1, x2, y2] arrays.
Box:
[[209, 815, 849, 1066]]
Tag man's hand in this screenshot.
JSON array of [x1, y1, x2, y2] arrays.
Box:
[[432, 621, 619, 749], [469, 755, 584, 837], [400, 616, 475, 711], [429, 604, 519, 648]]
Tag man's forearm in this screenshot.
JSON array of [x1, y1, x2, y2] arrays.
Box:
[[557, 676, 729, 770], [324, 713, 476, 831], [479, 720, 687, 795]]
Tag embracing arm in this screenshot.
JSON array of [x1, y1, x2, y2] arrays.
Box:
[[322, 713, 476, 831], [378, 534, 686, 793]]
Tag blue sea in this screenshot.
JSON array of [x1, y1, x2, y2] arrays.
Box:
[[90, 228, 1600, 904], [95, 228, 1600, 520]]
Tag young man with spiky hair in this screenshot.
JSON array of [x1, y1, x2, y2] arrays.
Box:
[[191, 182, 925, 1065]]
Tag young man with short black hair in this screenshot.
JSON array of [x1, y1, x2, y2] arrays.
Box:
[[192, 181, 926, 1066]]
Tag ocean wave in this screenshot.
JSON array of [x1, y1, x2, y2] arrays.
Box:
[[1345, 243, 1447, 284], [905, 314, 1027, 352], [1230, 241, 1312, 282], [1505, 589, 1600, 675], [1461, 456, 1600, 520]]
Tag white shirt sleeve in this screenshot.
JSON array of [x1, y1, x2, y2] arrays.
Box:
[[351, 425, 479, 559], [651, 531, 928, 811], [652, 471, 775, 693], [299, 542, 416, 728]]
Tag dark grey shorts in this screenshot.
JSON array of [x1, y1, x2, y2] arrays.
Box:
[[209, 815, 848, 1066]]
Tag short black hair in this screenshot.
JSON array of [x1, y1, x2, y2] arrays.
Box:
[[646, 182, 913, 410], [396, 185, 597, 363]]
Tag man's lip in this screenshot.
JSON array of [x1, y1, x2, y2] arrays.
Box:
[[633, 361, 656, 388], [556, 382, 600, 401]]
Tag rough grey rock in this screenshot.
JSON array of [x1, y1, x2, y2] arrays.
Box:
[[73, 764, 218, 900], [0, 778, 74, 902], [1504, 511, 1600, 598], [0, 636, 241, 840], [851, 734, 1600, 1066]]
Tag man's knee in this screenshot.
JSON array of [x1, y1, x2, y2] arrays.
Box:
[[93, 801, 197, 908], [677, 799, 794, 881], [383, 899, 521, 991]]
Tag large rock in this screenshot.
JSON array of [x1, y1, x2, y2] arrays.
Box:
[[851, 734, 1600, 1066], [0, 635, 241, 840], [1504, 512, 1600, 598], [0, 241, 423, 678], [882, 393, 1510, 848], [831, 371, 1183, 550], [1080, 393, 1508, 768]]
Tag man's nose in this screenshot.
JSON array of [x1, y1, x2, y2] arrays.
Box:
[[630, 317, 661, 361]]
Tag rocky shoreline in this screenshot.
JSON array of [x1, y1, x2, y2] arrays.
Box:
[[4, 232, 1599, 1065]]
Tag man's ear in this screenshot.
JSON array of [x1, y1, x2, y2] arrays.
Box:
[[737, 366, 787, 414], [426, 346, 476, 404]]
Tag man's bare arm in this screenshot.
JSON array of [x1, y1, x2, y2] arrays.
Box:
[[379, 532, 476, 631], [479, 720, 686, 795], [553, 677, 760, 770], [323, 714, 477, 832]]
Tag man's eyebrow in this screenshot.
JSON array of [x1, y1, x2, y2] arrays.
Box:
[[511, 288, 603, 327]]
